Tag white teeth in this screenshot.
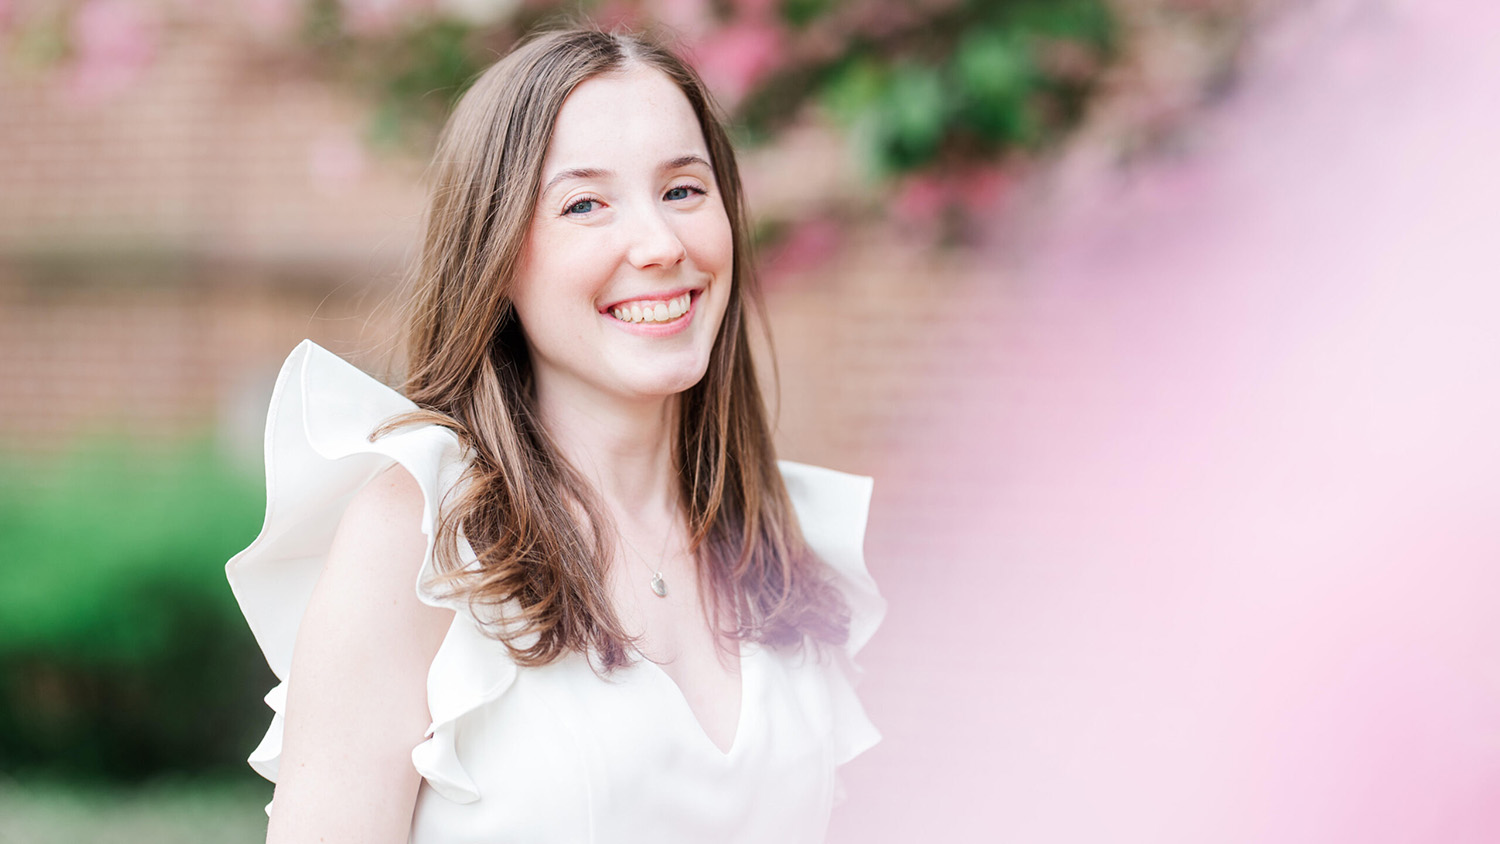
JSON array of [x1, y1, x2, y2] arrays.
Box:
[[610, 292, 695, 323]]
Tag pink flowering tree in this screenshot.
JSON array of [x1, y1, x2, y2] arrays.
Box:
[[2, 0, 1252, 253]]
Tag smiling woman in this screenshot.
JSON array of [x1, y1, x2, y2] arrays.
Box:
[[513, 66, 733, 403], [224, 24, 884, 844]]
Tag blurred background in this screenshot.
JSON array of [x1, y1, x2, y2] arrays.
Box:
[[3, 0, 1498, 841]]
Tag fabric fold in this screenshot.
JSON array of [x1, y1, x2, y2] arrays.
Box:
[[778, 460, 886, 766], [225, 339, 512, 805]]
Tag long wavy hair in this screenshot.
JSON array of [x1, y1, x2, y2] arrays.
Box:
[[375, 26, 849, 670]]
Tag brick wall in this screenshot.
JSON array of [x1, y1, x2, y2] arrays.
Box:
[[0, 18, 963, 472], [0, 19, 423, 456]]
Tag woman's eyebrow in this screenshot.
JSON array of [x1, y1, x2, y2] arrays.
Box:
[[661, 153, 711, 173], [540, 154, 712, 197]]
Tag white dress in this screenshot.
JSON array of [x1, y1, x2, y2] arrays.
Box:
[[225, 340, 885, 843]]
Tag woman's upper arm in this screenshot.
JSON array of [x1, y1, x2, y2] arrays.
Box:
[[266, 464, 455, 844]]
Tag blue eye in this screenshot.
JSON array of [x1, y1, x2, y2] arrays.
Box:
[[564, 197, 599, 216], [665, 185, 705, 201]]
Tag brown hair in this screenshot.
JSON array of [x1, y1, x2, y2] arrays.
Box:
[[376, 25, 848, 670]]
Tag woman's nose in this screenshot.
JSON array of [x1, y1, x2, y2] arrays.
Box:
[[625, 205, 687, 271]]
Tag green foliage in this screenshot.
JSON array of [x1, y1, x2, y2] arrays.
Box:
[[8, 0, 1245, 195], [745, 0, 1118, 178], [279, 0, 1123, 178], [953, 30, 1037, 143], [295, 5, 496, 150], [361, 19, 489, 149], [779, 0, 834, 30], [0, 778, 271, 844], [0, 439, 273, 780]]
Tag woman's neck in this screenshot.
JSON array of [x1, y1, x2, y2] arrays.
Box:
[[534, 377, 680, 519]]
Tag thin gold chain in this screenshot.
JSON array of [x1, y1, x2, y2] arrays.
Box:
[[617, 491, 678, 597]]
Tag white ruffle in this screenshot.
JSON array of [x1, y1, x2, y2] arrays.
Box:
[[225, 340, 513, 805], [410, 612, 518, 802], [226, 341, 883, 808], [778, 461, 886, 767]]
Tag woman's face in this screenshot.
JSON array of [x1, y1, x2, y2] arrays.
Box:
[[509, 66, 733, 411]]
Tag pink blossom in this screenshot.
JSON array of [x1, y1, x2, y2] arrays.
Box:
[[765, 217, 842, 286], [339, 0, 433, 36], [729, 0, 778, 21], [955, 164, 1011, 215], [646, 0, 714, 40], [892, 173, 949, 223], [307, 132, 368, 195], [1037, 38, 1100, 81], [65, 0, 161, 105], [240, 0, 301, 38], [687, 19, 785, 108], [590, 0, 643, 33]]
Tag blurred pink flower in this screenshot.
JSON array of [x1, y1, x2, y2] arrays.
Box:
[[646, 0, 714, 40], [956, 164, 1012, 215], [729, 0, 778, 21], [339, 0, 432, 36], [1037, 38, 1101, 81], [240, 0, 300, 38], [845, 1, 922, 40], [591, 0, 644, 33], [65, 0, 161, 105], [765, 217, 842, 286], [892, 166, 1015, 232], [307, 132, 368, 195], [688, 19, 785, 107], [892, 173, 949, 223]]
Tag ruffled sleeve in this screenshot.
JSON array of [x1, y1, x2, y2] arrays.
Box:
[[224, 339, 515, 806], [778, 460, 886, 767]]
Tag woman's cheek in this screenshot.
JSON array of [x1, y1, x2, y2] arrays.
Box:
[[542, 227, 614, 293], [688, 207, 734, 278]]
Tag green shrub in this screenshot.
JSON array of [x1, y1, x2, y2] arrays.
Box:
[[0, 438, 274, 781]]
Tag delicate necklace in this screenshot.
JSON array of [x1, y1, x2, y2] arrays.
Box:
[[619, 498, 677, 598]]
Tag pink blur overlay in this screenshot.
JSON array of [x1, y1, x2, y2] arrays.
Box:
[[3, 0, 1497, 838], [837, 3, 1500, 842]]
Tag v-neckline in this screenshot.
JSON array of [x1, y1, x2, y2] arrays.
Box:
[[636, 642, 752, 757]]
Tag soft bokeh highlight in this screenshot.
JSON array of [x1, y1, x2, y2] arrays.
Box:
[[839, 2, 1500, 840]]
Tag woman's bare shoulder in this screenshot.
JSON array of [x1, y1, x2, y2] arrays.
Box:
[[305, 460, 455, 668], [267, 462, 454, 843], [330, 462, 430, 574]]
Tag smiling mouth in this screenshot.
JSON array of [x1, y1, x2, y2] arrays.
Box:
[[607, 291, 693, 324]]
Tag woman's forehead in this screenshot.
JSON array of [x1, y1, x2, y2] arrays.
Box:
[[542, 66, 709, 174]]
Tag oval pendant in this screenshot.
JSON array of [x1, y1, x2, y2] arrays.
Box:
[[650, 573, 668, 597]]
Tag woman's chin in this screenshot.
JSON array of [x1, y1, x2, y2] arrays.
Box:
[[614, 363, 711, 400]]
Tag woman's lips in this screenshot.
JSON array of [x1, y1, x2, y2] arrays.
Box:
[[600, 289, 700, 335]]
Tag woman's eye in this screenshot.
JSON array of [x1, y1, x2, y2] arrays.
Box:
[[664, 185, 705, 201], [564, 197, 599, 216]]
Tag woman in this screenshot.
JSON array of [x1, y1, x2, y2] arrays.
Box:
[[227, 25, 883, 844]]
